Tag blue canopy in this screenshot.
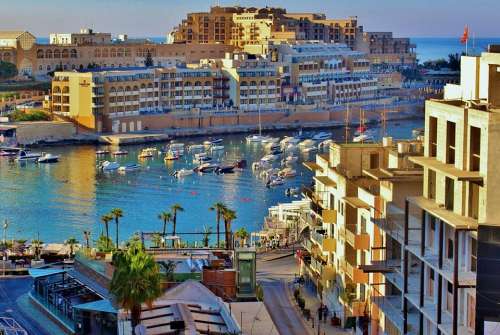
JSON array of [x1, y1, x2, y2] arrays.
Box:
[[28, 268, 67, 278], [73, 299, 117, 314]]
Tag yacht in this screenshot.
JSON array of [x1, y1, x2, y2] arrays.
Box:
[[285, 155, 298, 164], [266, 176, 285, 187], [312, 132, 332, 141], [99, 161, 120, 171], [173, 168, 194, 178], [246, 134, 269, 143], [261, 154, 280, 162], [138, 149, 154, 159], [196, 163, 218, 173], [0, 148, 20, 157], [302, 146, 318, 154], [353, 133, 375, 143], [118, 164, 141, 172], [203, 138, 223, 145], [298, 139, 316, 147], [188, 144, 205, 151], [215, 165, 235, 174], [164, 151, 180, 161], [37, 153, 60, 164], [15, 150, 41, 162], [279, 167, 297, 178]]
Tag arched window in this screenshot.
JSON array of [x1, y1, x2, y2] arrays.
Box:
[[133, 85, 138, 91], [110, 48, 116, 57], [102, 49, 108, 57], [62, 87, 69, 93], [147, 83, 153, 88], [125, 49, 131, 57], [250, 81, 257, 86], [94, 49, 101, 57], [140, 83, 146, 89], [269, 80, 275, 86], [62, 49, 69, 58], [70, 49, 77, 58], [45, 50, 52, 59], [184, 81, 192, 87], [53, 50, 61, 58], [204, 81, 211, 87], [37, 50, 44, 59], [125, 86, 131, 92], [194, 81, 201, 87], [117, 48, 123, 57], [241, 81, 248, 87], [53, 86, 61, 93]]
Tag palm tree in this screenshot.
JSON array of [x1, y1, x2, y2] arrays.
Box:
[[100, 214, 113, 250], [202, 225, 212, 248], [83, 231, 91, 249], [222, 208, 237, 250], [170, 204, 184, 247], [151, 233, 162, 248], [111, 208, 124, 249], [157, 211, 172, 247], [209, 202, 227, 248], [235, 227, 249, 247], [65, 237, 78, 258], [110, 245, 162, 333], [31, 239, 43, 261]]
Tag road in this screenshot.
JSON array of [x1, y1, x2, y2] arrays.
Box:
[[257, 250, 310, 335]]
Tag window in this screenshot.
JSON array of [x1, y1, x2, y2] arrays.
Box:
[[428, 169, 436, 200], [446, 121, 456, 164], [429, 116, 437, 157], [370, 153, 379, 169], [470, 238, 477, 272], [445, 177, 454, 211], [470, 126, 481, 171], [447, 238, 454, 260]]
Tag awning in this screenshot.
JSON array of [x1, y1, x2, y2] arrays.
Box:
[[314, 175, 337, 187], [73, 299, 117, 314], [303, 161, 323, 172], [28, 268, 67, 278], [343, 197, 370, 209]]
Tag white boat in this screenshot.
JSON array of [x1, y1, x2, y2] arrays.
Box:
[[112, 150, 128, 156], [138, 149, 155, 159], [99, 161, 120, 171], [246, 134, 269, 143], [173, 168, 194, 177], [15, 150, 41, 162], [312, 132, 332, 141], [302, 146, 318, 154], [203, 138, 223, 145], [353, 133, 375, 143], [37, 153, 60, 163], [298, 139, 316, 147], [252, 161, 271, 171], [96, 149, 110, 155], [262, 137, 279, 144], [118, 163, 141, 172], [169, 143, 185, 150], [260, 168, 280, 179], [261, 154, 279, 162], [285, 144, 298, 152], [279, 168, 297, 178], [267, 176, 285, 187], [196, 163, 219, 173], [285, 155, 298, 164], [189, 144, 205, 151], [210, 145, 225, 151]]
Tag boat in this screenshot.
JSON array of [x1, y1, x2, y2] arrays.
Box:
[[312, 132, 332, 141], [270, 149, 283, 155], [169, 143, 185, 151], [285, 144, 298, 152], [285, 155, 298, 164], [196, 156, 213, 163], [353, 133, 375, 143], [195, 163, 218, 173], [210, 145, 225, 151], [112, 150, 128, 156], [188, 144, 205, 151], [99, 161, 120, 171], [118, 163, 141, 172], [234, 159, 247, 169], [261, 154, 279, 162], [96, 149, 110, 155], [298, 139, 316, 147], [164, 151, 180, 161], [262, 137, 279, 144], [266, 176, 285, 187], [246, 134, 269, 143], [37, 153, 60, 164], [302, 146, 318, 153], [252, 161, 270, 171], [203, 138, 223, 145], [0, 147, 21, 157], [281, 137, 301, 146], [260, 168, 280, 180], [173, 168, 194, 177], [15, 150, 41, 162], [215, 165, 235, 174], [265, 142, 281, 151], [279, 167, 297, 178], [354, 125, 367, 136], [285, 187, 300, 197], [138, 149, 155, 159]]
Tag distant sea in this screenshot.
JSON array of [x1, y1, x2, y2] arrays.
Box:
[[36, 36, 500, 64]]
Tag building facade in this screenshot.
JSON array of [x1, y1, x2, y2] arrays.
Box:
[[49, 28, 112, 45]]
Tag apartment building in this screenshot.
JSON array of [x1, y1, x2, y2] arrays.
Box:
[[300, 138, 424, 332], [275, 42, 377, 104], [356, 32, 416, 67], [49, 28, 112, 45]]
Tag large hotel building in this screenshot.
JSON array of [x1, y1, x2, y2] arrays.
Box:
[[299, 46, 500, 334]]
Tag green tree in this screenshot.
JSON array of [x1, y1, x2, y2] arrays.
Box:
[[209, 202, 227, 248], [100, 214, 113, 250], [170, 204, 184, 247], [158, 260, 176, 282], [65, 237, 78, 258], [202, 225, 212, 248], [151, 233, 162, 248], [235, 227, 249, 247], [145, 51, 154, 67], [0, 61, 17, 80], [111, 208, 124, 249], [110, 244, 162, 333], [96, 234, 114, 252], [222, 208, 237, 250], [157, 211, 172, 247]]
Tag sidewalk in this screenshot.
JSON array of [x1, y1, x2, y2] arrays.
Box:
[[286, 282, 351, 335]]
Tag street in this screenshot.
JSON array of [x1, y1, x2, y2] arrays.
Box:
[[257, 250, 310, 335]]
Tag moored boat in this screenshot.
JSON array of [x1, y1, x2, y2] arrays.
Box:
[[215, 165, 235, 174], [99, 161, 120, 171], [15, 150, 41, 162], [112, 150, 128, 156], [173, 168, 194, 177], [312, 132, 332, 141], [118, 164, 141, 172], [37, 153, 60, 164]]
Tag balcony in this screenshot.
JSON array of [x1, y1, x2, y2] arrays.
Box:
[[311, 230, 336, 253], [409, 156, 483, 183], [344, 227, 370, 250], [371, 294, 404, 330], [343, 260, 369, 284], [310, 257, 335, 282], [339, 295, 368, 317]]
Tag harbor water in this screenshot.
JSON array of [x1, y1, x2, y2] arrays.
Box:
[[0, 120, 423, 243]]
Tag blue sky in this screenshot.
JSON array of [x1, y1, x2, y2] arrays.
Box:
[[1, 0, 498, 38]]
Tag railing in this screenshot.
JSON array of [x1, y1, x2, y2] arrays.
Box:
[[30, 291, 76, 332]]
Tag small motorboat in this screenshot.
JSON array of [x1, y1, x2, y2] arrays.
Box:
[[210, 145, 224, 151], [265, 142, 281, 151], [0, 148, 20, 157], [96, 149, 110, 155], [164, 151, 180, 161], [266, 176, 285, 187], [312, 132, 332, 141], [15, 150, 41, 162], [118, 163, 141, 172], [215, 165, 235, 174], [353, 133, 375, 143], [189, 144, 205, 151], [279, 167, 297, 178], [298, 139, 316, 147], [173, 168, 194, 178], [196, 163, 218, 173], [246, 134, 269, 143], [281, 136, 300, 146], [261, 154, 279, 162], [112, 150, 128, 156], [37, 153, 60, 164], [138, 149, 155, 159], [204, 138, 223, 145], [99, 161, 120, 171]]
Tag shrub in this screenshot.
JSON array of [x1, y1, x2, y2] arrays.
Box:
[[0, 61, 17, 80], [10, 109, 50, 122]]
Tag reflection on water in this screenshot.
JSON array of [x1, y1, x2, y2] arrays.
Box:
[[0, 121, 422, 243]]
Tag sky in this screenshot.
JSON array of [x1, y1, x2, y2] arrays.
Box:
[[0, 0, 498, 38]]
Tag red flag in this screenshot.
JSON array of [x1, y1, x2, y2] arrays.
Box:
[[460, 26, 469, 44]]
